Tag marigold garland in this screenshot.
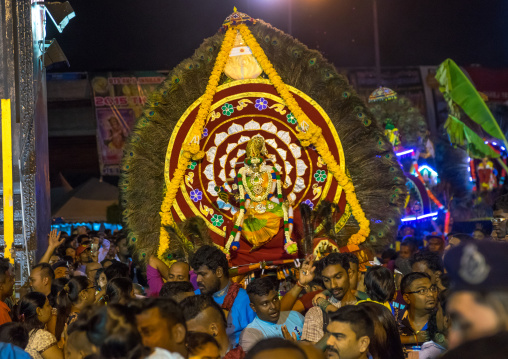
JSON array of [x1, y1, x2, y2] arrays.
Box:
[[157, 27, 237, 259], [158, 21, 371, 259], [237, 23, 370, 245]]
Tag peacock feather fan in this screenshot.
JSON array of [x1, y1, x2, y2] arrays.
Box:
[[120, 18, 407, 262]]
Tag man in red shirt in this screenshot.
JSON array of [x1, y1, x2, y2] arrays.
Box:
[[0, 259, 14, 325]]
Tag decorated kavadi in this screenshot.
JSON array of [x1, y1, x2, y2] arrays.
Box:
[[120, 10, 407, 266]]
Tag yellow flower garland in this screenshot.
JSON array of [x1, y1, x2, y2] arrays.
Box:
[[157, 27, 237, 259], [237, 24, 370, 245], [158, 21, 370, 259]]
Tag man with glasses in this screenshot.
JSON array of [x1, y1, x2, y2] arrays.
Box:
[[398, 272, 438, 350]]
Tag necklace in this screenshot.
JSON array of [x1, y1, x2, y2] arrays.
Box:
[[241, 167, 273, 202]]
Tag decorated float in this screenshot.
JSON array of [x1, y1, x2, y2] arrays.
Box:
[[120, 10, 407, 269]]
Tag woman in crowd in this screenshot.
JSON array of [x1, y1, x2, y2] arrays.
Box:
[[358, 301, 405, 359], [357, 266, 395, 312], [17, 292, 63, 359], [55, 276, 96, 341], [105, 277, 134, 305]]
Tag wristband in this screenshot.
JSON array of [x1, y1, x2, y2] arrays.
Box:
[[296, 281, 305, 289], [318, 298, 332, 311]]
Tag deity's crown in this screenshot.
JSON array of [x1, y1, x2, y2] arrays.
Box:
[[245, 135, 267, 159]]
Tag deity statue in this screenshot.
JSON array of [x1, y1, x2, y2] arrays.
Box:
[[225, 135, 295, 254]]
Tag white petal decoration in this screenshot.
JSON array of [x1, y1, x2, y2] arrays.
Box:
[[238, 135, 250, 144], [223, 182, 232, 192], [205, 165, 215, 181], [288, 192, 296, 202], [275, 163, 282, 173], [219, 155, 227, 168], [285, 176, 292, 188], [284, 161, 293, 175], [237, 149, 246, 158], [267, 154, 276, 163], [296, 159, 308, 176], [206, 146, 217, 163], [226, 142, 237, 154], [228, 123, 243, 135], [218, 169, 227, 182], [289, 143, 302, 159], [277, 130, 291, 145], [214, 132, 228, 146], [293, 177, 305, 193], [276, 148, 287, 160], [207, 181, 218, 196], [265, 138, 278, 149], [229, 158, 238, 168], [229, 169, 237, 179], [261, 122, 277, 134], [245, 120, 261, 131]]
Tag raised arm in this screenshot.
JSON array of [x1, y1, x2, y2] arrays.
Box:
[[39, 229, 64, 264], [280, 255, 316, 311], [148, 255, 171, 281]]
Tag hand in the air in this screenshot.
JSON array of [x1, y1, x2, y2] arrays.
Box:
[[298, 254, 316, 286], [48, 229, 64, 249], [281, 325, 297, 342]]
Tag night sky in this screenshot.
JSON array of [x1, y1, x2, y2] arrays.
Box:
[[48, 0, 508, 71]]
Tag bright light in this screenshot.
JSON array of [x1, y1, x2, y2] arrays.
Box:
[[485, 141, 489, 144], [493, 142, 497, 145], [401, 212, 439, 222], [396, 149, 414, 157], [418, 165, 438, 177], [468, 167, 470, 172], [469, 176, 473, 181]]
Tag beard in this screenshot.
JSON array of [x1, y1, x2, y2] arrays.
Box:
[[201, 277, 222, 295]]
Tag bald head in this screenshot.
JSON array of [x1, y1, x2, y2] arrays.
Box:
[[168, 262, 190, 282]]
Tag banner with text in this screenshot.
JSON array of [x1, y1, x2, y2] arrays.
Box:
[[90, 72, 167, 175]]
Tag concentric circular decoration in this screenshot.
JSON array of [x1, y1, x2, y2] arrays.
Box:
[[165, 79, 349, 256]]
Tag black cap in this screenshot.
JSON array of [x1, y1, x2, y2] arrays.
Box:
[[444, 240, 508, 292], [52, 261, 69, 270]]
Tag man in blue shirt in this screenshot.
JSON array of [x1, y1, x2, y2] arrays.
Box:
[[190, 245, 255, 346], [240, 277, 304, 351]]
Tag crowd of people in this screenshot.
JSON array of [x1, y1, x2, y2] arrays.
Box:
[[1, 195, 508, 358]]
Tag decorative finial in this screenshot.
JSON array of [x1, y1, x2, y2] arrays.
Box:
[[221, 9, 256, 32], [234, 6, 237, 12]]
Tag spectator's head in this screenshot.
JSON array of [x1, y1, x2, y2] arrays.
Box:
[[445, 233, 473, 253], [190, 245, 229, 295], [343, 253, 360, 291], [358, 302, 404, 359], [245, 338, 307, 359], [186, 331, 221, 359], [104, 261, 129, 281], [29, 263, 54, 296], [52, 277, 69, 296], [326, 306, 374, 359], [426, 235, 445, 254], [52, 261, 70, 279], [381, 248, 397, 265], [56, 276, 96, 340], [410, 251, 444, 286], [0, 323, 28, 349], [401, 272, 437, 313], [16, 292, 53, 332], [364, 266, 395, 303], [64, 246, 76, 260], [95, 268, 107, 291], [319, 253, 351, 300], [168, 261, 190, 282], [101, 258, 114, 269], [399, 237, 418, 259], [134, 298, 187, 356], [472, 226, 487, 241], [308, 277, 325, 292], [105, 277, 133, 305], [76, 245, 92, 264], [444, 241, 508, 349], [159, 281, 195, 303], [181, 295, 228, 356], [86, 262, 102, 283], [65, 330, 95, 359], [115, 237, 130, 258], [493, 194, 508, 239], [77, 234, 89, 245], [399, 225, 415, 238], [0, 260, 14, 300], [86, 304, 149, 359], [247, 277, 281, 323]]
